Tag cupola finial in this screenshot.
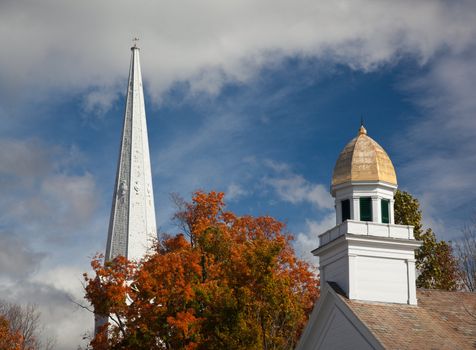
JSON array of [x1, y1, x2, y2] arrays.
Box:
[[359, 116, 367, 135]]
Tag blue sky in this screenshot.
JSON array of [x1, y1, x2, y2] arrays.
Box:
[[1, 0, 476, 348]]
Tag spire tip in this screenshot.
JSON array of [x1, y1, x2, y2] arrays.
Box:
[[131, 37, 140, 50]]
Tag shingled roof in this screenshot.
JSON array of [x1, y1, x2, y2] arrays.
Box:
[[332, 284, 476, 350]]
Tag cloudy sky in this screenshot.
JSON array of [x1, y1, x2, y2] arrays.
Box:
[[1, 0, 476, 348]]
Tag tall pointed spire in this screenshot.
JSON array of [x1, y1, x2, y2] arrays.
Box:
[[105, 43, 157, 262]]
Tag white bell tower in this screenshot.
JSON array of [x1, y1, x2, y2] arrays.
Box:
[[314, 125, 421, 305]]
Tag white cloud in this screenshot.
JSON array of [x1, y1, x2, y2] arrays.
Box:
[[264, 173, 333, 210], [0, 279, 91, 350], [226, 183, 249, 201], [396, 47, 476, 239], [82, 87, 120, 116], [0, 237, 92, 349], [295, 215, 335, 266], [0, 138, 99, 349], [261, 160, 336, 264], [263, 159, 291, 173], [1, 0, 475, 111]]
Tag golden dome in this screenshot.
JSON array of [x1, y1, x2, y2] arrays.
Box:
[[331, 125, 397, 188]]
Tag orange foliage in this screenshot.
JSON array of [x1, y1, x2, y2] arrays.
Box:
[[84, 191, 319, 349], [0, 316, 23, 350]]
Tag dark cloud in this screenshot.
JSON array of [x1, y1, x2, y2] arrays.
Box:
[[0, 234, 45, 279], [0, 138, 98, 238]]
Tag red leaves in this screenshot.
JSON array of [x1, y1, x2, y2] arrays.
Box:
[[84, 191, 319, 349]]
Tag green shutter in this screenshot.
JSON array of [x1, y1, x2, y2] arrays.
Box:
[[360, 197, 372, 221], [341, 199, 350, 222], [381, 199, 390, 224]]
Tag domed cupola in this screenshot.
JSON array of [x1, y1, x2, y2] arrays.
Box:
[[305, 123, 420, 308], [331, 125, 398, 225], [332, 125, 397, 191]]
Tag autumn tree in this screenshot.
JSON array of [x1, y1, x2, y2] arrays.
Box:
[[0, 315, 23, 350], [394, 190, 458, 290], [0, 301, 54, 350], [84, 191, 319, 350]]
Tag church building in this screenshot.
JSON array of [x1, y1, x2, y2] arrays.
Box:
[[296, 126, 476, 350], [95, 44, 476, 347]]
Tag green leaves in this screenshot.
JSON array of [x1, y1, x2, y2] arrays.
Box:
[[394, 190, 458, 290]]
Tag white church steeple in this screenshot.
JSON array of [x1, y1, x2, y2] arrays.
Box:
[[105, 43, 157, 262], [314, 125, 421, 305]]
